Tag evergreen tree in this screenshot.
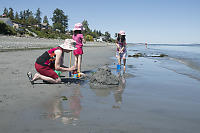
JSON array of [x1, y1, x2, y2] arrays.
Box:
[[8, 8, 14, 19], [18, 9, 37, 25], [105, 31, 111, 42], [115, 33, 118, 38], [19, 11, 24, 20], [23, 10, 26, 19], [82, 20, 90, 34], [93, 29, 97, 38], [52, 8, 68, 33], [100, 30, 102, 36], [3, 8, 8, 16], [27, 11, 37, 25], [97, 30, 102, 36], [24, 9, 31, 24], [15, 12, 19, 20], [35, 8, 41, 24], [105, 31, 111, 37], [43, 16, 49, 24]]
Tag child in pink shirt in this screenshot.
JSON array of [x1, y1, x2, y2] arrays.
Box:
[[72, 23, 85, 73]]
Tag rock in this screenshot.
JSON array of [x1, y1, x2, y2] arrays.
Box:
[[128, 53, 168, 58], [159, 54, 168, 57], [149, 54, 168, 57], [128, 53, 144, 57], [89, 66, 119, 89]]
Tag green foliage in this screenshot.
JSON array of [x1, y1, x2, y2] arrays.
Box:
[[3, 8, 8, 16], [52, 22, 63, 32], [52, 8, 68, 33], [19, 11, 23, 19], [43, 16, 49, 24], [105, 31, 111, 38], [29, 27, 71, 39], [16, 9, 38, 26], [35, 8, 42, 24], [104, 31, 112, 42], [8, 8, 14, 20], [15, 12, 19, 20], [81, 20, 104, 40], [85, 35, 94, 41], [82, 20, 90, 35], [0, 21, 16, 35]]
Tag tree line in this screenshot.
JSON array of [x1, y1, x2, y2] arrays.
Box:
[[1, 7, 114, 42]]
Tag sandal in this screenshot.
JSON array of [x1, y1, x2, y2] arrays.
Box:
[[27, 72, 34, 85]]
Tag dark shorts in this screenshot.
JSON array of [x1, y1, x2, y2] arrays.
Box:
[[35, 63, 59, 79]]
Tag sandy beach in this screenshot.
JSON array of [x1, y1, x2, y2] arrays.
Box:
[[0, 36, 116, 133], [1, 36, 200, 133]]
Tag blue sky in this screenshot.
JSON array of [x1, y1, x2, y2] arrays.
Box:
[[0, 0, 200, 44]]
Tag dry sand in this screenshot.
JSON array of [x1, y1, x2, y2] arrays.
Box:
[[0, 36, 116, 133], [0, 35, 114, 50]]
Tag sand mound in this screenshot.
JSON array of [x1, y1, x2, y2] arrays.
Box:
[[89, 66, 119, 89]]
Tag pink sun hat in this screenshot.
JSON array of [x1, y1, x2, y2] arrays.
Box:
[[119, 30, 126, 35], [73, 23, 85, 31], [59, 39, 77, 50]]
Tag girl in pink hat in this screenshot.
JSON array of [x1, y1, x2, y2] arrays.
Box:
[[72, 23, 85, 74], [116, 30, 127, 71]]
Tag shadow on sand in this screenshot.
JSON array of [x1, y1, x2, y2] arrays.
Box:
[[32, 78, 85, 85]]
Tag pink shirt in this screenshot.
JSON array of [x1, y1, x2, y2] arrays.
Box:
[[72, 34, 83, 47]]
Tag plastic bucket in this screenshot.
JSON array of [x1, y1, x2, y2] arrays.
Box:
[[117, 64, 121, 70]]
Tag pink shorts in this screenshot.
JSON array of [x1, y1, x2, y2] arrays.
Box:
[[73, 46, 83, 55], [35, 63, 59, 79]]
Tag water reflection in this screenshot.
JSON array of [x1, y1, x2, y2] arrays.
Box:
[[47, 70, 127, 125], [91, 71, 126, 108], [49, 85, 82, 125], [114, 71, 126, 104]]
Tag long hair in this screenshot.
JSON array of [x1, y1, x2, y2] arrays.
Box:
[[74, 30, 82, 36], [117, 34, 126, 43]]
